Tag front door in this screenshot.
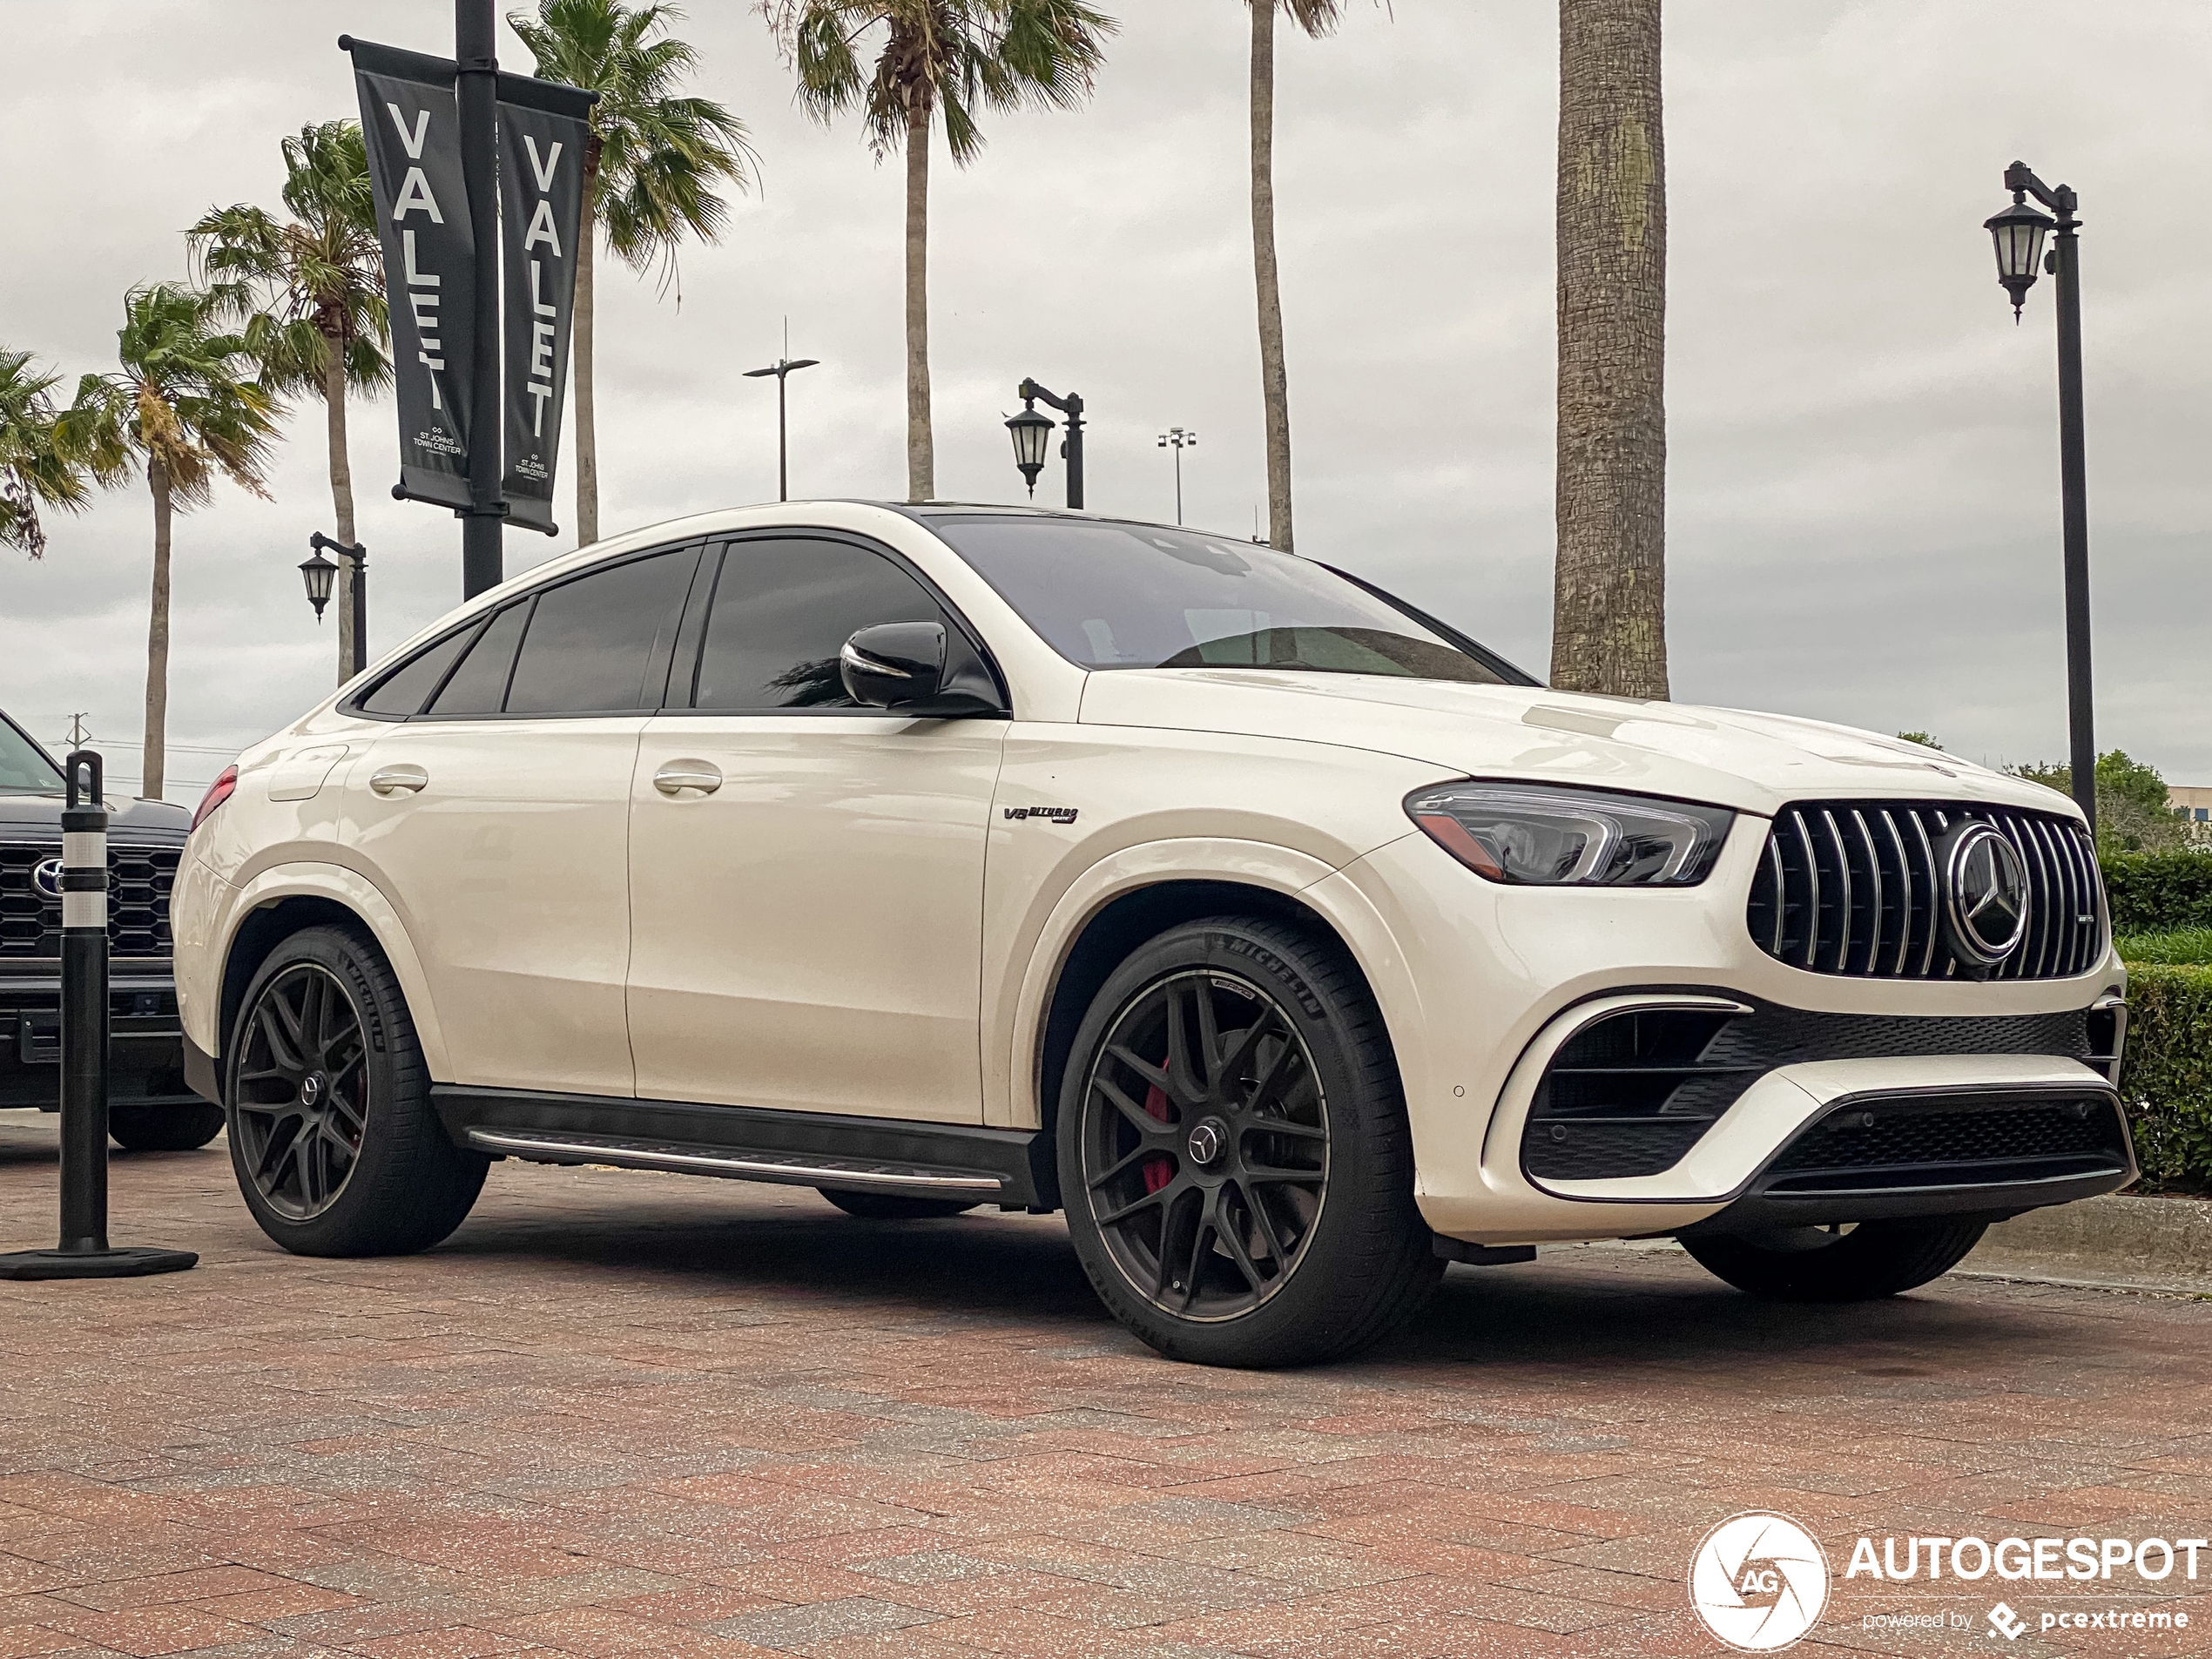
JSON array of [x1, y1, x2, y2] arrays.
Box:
[[344, 543, 699, 1096], [627, 535, 1006, 1123]]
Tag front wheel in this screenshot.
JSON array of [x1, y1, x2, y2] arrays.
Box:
[[1680, 1218, 1988, 1302], [1059, 914, 1440, 1368], [108, 1101, 226, 1151], [817, 1189, 979, 1220], [226, 924, 486, 1257]]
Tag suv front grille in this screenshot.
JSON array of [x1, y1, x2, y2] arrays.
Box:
[[0, 840, 182, 961], [1745, 800, 2104, 981]]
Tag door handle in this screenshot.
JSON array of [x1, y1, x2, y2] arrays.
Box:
[[653, 760, 722, 797], [369, 763, 428, 797]]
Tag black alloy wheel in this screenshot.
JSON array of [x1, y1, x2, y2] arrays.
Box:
[[1079, 968, 1329, 1323], [232, 961, 369, 1219], [107, 1101, 226, 1152], [1060, 915, 1440, 1368], [1680, 1217, 1990, 1301], [226, 924, 486, 1257]]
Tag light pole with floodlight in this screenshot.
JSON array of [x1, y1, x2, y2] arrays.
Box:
[[743, 334, 820, 502], [1984, 158, 2095, 833], [1157, 427, 1197, 524]]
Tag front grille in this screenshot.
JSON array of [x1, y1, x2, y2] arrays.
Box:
[[1745, 800, 2104, 980], [0, 840, 182, 961], [1761, 1091, 2129, 1195], [1521, 996, 2100, 1184]]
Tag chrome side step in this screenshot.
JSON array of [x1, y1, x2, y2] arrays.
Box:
[[464, 1127, 1005, 1197]]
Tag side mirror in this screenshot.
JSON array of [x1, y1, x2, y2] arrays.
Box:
[[840, 622, 1008, 716], [840, 622, 945, 707]]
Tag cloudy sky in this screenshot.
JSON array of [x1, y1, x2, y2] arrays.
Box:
[[2, 0, 2207, 803]]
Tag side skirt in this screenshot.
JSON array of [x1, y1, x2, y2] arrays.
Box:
[[430, 1084, 1052, 1209]]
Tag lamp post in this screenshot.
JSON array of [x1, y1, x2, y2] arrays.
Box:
[[301, 532, 368, 685], [1157, 427, 1197, 524], [1008, 379, 1083, 509], [742, 329, 820, 502], [1984, 158, 2094, 833]]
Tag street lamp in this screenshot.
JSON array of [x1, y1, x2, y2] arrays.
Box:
[[1984, 158, 2095, 833], [1006, 402, 1055, 497], [742, 326, 820, 502], [1008, 378, 1084, 509], [302, 532, 368, 685], [1157, 427, 1197, 524]]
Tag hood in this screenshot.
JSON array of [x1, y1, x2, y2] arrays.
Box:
[[1076, 671, 2075, 820], [0, 792, 192, 836]]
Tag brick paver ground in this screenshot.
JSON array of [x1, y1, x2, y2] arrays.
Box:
[[2, 1116, 2208, 1659]]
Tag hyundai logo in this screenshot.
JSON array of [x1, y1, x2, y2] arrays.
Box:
[[1940, 822, 2031, 970], [30, 857, 64, 900]]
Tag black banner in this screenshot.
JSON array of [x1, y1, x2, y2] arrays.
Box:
[[496, 76, 591, 536], [347, 39, 476, 512]]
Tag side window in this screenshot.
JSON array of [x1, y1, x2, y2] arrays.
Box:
[[426, 601, 529, 716], [360, 626, 476, 718], [504, 550, 694, 716], [693, 539, 948, 711]]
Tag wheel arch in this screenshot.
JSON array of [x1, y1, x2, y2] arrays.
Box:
[[214, 865, 449, 1081], [1019, 857, 1418, 1204]]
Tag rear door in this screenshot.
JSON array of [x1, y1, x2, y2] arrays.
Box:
[[626, 534, 1007, 1123], [345, 543, 699, 1096]]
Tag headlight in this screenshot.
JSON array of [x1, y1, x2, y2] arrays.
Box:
[[1405, 781, 1734, 887]]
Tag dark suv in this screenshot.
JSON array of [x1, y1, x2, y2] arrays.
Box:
[[0, 711, 220, 1150]]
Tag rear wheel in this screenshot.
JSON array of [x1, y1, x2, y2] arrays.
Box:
[[1680, 1218, 1988, 1302], [817, 1188, 979, 1220], [108, 1102, 226, 1152], [1059, 915, 1440, 1368], [226, 925, 486, 1257]]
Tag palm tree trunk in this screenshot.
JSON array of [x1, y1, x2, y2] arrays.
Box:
[[1552, 0, 1668, 698], [1250, 0, 1295, 554], [904, 100, 934, 504], [142, 458, 172, 802], [575, 179, 600, 546], [325, 334, 358, 681]]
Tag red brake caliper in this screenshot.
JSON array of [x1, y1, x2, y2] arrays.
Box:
[[1142, 1059, 1174, 1193]]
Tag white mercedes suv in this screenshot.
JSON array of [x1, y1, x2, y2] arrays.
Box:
[[172, 502, 2133, 1366]]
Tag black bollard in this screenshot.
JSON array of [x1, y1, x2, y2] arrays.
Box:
[[0, 752, 197, 1279]]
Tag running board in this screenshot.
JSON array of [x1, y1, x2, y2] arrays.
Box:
[[430, 1083, 1055, 1209], [464, 1127, 1004, 1197]]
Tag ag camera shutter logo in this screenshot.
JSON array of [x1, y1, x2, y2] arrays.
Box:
[[1689, 1512, 1831, 1651]]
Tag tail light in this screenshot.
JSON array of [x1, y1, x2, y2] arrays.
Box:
[[191, 765, 239, 832]]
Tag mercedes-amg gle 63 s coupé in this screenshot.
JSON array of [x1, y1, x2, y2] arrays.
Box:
[[173, 505, 2132, 1366]]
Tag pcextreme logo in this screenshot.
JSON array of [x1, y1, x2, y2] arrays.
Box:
[[1689, 1512, 1831, 1652]]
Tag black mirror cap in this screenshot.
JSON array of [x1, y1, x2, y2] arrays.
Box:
[[839, 623, 1008, 716]]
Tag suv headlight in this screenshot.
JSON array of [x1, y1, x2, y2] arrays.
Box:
[[1405, 781, 1734, 887]]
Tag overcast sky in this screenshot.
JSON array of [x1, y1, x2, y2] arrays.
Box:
[[2, 0, 2207, 801]]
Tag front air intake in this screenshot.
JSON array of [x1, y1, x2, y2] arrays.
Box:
[[1744, 802, 2104, 981]]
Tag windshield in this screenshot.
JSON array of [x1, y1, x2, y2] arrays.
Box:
[[930, 518, 1507, 684], [0, 716, 63, 794]]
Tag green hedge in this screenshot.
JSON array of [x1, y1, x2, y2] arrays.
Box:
[[2118, 964, 2212, 1191], [2103, 853, 2212, 933]]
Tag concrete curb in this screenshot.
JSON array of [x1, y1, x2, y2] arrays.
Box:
[[1967, 1193, 2212, 1296]]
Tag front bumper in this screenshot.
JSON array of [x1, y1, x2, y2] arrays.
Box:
[[0, 970, 199, 1112]]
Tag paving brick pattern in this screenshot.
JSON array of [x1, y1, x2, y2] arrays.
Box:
[[2, 1116, 2208, 1658]]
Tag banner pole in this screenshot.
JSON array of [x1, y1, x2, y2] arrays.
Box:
[[456, 0, 504, 599]]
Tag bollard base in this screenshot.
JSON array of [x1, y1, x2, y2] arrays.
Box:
[[0, 1246, 199, 1280]]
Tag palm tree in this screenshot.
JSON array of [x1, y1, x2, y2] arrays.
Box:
[[77, 285, 279, 801], [1551, 0, 1668, 698], [761, 0, 1114, 502], [0, 349, 124, 558], [509, 0, 759, 547], [191, 120, 391, 678]]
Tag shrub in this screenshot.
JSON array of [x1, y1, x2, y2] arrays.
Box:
[[2118, 964, 2212, 1192], [2102, 852, 2212, 933], [2113, 928, 2212, 967]]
